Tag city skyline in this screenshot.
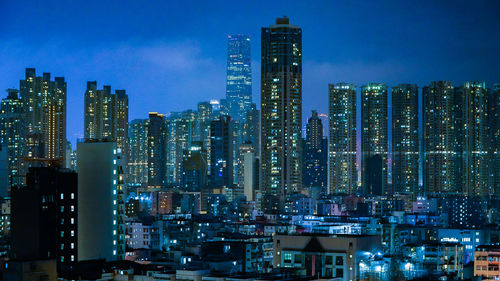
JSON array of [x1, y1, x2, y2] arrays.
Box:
[[1, 2, 499, 279], [1, 1, 499, 146]]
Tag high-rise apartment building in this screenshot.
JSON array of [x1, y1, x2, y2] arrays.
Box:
[[226, 34, 252, 123], [392, 84, 419, 197], [457, 82, 491, 195], [209, 115, 233, 188], [361, 83, 388, 196], [77, 140, 120, 261], [166, 110, 196, 185], [423, 81, 461, 195], [19, 68, 66, 164], [328, 83, 357, 194], [148, 113, 167, 188], [303, 111, 327, 192], [261, 17, 302, 207], [84, 82, 128, 160], [128, 119, 149, 185], [0, 89, 25, 187], [493, 85, 500, 194]]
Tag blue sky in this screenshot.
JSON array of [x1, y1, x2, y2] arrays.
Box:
[[1, 0, 499, 145]]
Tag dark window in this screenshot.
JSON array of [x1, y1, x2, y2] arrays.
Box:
[[325, 255, 333, 265], [336, 256, 343, 266], [336, 268, 343, 277]]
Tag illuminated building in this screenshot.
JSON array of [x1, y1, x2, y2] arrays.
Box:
[[474, 245, 500, 280], [84, 82, 129, 162], [457, 82, 491, 195], [261, 17, 302, 208], [148, 113, 166, 188], [19, 68, 66, 165], [166, 110, 196, 185], [226, 34, 252, 123], [11, 166, 77, 275], [493, 85, 500, 194], [128, 119, 149, 185], [303, 110, 327, 192], [0, 89, 26, 187], [392, 84, 419, 197], [328, 83, 357, 194], [423, 81, 461, 195], [209, 115, 233, 188], [77, 140, 120, 261], [361, 83, 388, 195]]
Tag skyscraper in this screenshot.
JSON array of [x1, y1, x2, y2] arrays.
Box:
[[328, 83, 357, 194], [77, 140, 120, 261], [493, 85, 500, 194], [209, 115, 233, 188], [423, 81, 461, 195], [303, 110, 327, 192], [0, 89, 25, 187], [261, 17, 302, 207], [226, 34, 252, 123], [128, 119, 149, 185], [361, 83, 388, 196], [148, 113, 167, 188], [20, 68, 66, 164], [392, 84, 419, 196], [457, 82, 490, 195], [84, 82, 128, 160]]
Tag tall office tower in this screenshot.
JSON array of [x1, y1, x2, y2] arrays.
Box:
[[457, 82, 491, 195], [83, 82, 128, 159], [392, 84, 419, 197], [210, 115, 233, 188], [226, 34, 252, 122], [19, 68, 66, 163], [493, 85, 500, 194], [303, 111, 327, 192], [423, 81, 461, 195], [148, 113, 167, 188], [0, 89, 25, 187], [11, 167, 77, 274], [361, 83, 388, 196], [181, 141, 207, 192], [328, 83, 357, 194], [128, 119, 149, 185], [77, 140, 120, 262], [261, 17, 302, 207]]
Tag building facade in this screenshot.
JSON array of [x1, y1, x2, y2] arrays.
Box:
[[84, 82, 128, 162], [423, 81, 461, 195], [0, 89, 26, 187], [19, 68, 66, 164], [361, 83, 388, 195], [148, 113, 167, 188], [328, 83, 358, 194], [392, 84, 419, 197], [261, 17, 302, 208], [128, 119, 149, 185], [457, 82, 491, 195], [303, 110, 327, 192]]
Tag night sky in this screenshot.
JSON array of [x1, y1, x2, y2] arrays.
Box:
[[1, 0, 499, 146]]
